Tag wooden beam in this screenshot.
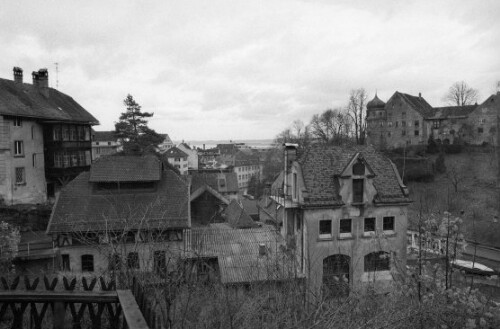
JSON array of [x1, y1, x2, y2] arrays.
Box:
[[0, 291, 118, 303], [117, 290, 150, 329]]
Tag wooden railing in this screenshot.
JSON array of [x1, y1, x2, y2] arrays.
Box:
[[130, 278, 168, 329], [0, 275, 148, 329]]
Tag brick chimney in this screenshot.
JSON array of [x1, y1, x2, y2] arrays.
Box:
[[32, 69, 49, 98], [419, 92, 422, 98], [13, 67, 23, 83]]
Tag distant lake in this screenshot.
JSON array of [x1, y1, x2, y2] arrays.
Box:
[[175, 139, 275, 150]]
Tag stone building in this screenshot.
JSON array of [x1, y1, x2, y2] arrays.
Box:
[[271, 143, 410, 296], [366, 91, 500, 149], [0, 67, 98, 204]]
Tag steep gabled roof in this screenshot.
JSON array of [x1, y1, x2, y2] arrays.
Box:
[[190, 172, 239, 194], [298, 144, 410, 207], [0, 78, 99, 124], [223, 200, 258, 229], [394, 92, 434, 117], [163, 146, 188, 158], [47, 168, 189, 233], [89, 155, 161, 182], [429, 105, 478, 119]]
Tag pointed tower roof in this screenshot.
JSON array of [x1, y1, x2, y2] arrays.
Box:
[[367, 93, 386, 109]]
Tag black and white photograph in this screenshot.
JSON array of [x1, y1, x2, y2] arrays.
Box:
[[0, 1, 499, 328]]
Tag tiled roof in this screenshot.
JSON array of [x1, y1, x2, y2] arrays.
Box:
[[298, 144, 410, 207], [163, 146, 188, 158], [223, 200, 258, 229], [190, 172, 238, 194], [397, 92, 434, 117], [47, 168, 189, 233], [0, 78, 99, 124], [89, 155, 161, 182], [429, 105, 478, 119], [92, 130, 118, 142], [187, 225, 300, 284], [241, 198, 258, 215], [159, 134, 172, 143], [257, 197, 283, 225]]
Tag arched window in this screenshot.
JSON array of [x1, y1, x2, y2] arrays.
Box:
[[323, 254, 350, 297], [364, 251, 390, 272], [81, 254, 94, 272]]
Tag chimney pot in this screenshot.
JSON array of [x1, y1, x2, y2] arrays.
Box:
[[37, 68, 49, 89], [419, 92, 422, 98], [32, 71, 39, 86], [13, 67, 23, 83]]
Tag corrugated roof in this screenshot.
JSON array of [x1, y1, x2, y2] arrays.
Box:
[[47, 168, 189, 233], [0, 78, 99, 124], [89, 155, 161, 182], [298, 144, 410, 207], [187, 225, 300, 284]]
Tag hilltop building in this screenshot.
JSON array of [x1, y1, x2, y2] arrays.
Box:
[[366, 91, 500, 149], [0, 67, 98, 204]]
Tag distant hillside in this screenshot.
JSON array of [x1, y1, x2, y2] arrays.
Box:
[[406, 150, 500, 246]]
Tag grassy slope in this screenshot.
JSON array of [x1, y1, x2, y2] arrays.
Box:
[[406, 150, 500, 246]]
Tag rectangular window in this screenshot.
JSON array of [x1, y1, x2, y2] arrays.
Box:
[[13, 117, 22, 126], [383, 216, 395, 232], [339, 218, 352, 236], [175, 157, 180, 162], [402, 130, 406, 136], [84, 127, 90, 141], [15, 167, 25, 184], [63, 154, 70, 168], [77, 126, 85, 140], [62, 125, 70, 141], [414, 130, 419, 136], [319, 220, 332, 239], [62, 254, 70, 271], [401, 121, 406, 127], [69, 126, 77, 141], [414, 120, 419, 127], [71, 153, 79, 167], [81, 254, 94, 272], [478, 127, 483, 134], [54, 153, 63, 168], [85, 151, 91, 165], [401, 111, 406, 117], [32, 154, 37, 167], [353, 179, 364, 203], [14, 141, 23, 156], [395, 121, 399, 127], [127, 252, 140, 269], [364, 217, 376, 233], [53, 125, 61, 141], [433, 121, 440, 128]]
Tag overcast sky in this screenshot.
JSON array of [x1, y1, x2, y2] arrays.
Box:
[[1, 0, 499, 141]]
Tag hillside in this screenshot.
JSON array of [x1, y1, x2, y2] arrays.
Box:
[[405, 150, 500, 246]]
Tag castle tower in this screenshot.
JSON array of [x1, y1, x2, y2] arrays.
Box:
[[366, 93, 387, 149]]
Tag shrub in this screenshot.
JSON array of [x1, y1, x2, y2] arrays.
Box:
[[443, 144, 463, 154], [427, 136, 439, 154], [435, 153, 446, 173]]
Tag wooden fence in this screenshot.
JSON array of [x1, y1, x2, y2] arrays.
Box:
[[0, 275, 148, 329]]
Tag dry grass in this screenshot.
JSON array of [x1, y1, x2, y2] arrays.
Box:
[[407, 150, 500, 246]]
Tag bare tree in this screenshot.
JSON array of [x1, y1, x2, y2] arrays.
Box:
[[309, 108, 351, 145], [347, 88, 367, 144], [443, 81, 479, 106]]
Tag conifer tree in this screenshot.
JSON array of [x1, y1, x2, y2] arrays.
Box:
[[115, 94, 164, 155]]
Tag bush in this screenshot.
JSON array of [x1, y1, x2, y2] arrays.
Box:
[[427, 137, 439, 154], [435, 153, 446, 173], [391, 157, 434, 182], [442, 144, 463, 154]]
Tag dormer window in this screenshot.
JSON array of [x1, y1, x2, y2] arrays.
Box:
[[353, 179, 364, 203]]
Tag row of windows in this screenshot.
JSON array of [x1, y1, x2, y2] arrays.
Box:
[[174, 157, 187, 162], [238, 173, 255, 181], [237, 165, 259, 172], [54, 151, 91, 168], [80, 250, 169, 274], [319, 216, 395, 239], [52, 125, 91, 142]]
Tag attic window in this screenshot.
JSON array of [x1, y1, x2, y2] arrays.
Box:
[[352, 161, 365, 176]]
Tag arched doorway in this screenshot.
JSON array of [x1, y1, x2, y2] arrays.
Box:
[[322, 254, 350, 297]]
